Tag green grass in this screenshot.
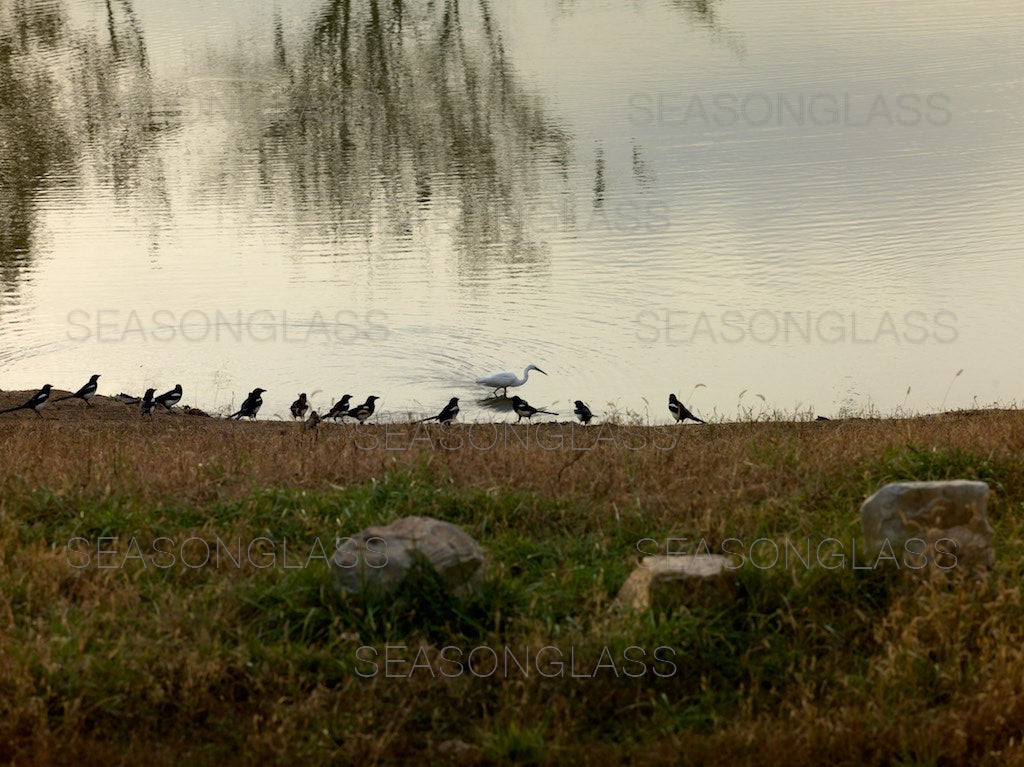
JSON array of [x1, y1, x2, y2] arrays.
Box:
[[4, 422, 1024, 764]]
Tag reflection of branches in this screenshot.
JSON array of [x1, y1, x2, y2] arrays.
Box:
[[668, 0, 745, 58], [553, 0, 744, 59], [0, 0, 160, 284], [0, 5, 74, 283], [263, 0, 571, 265]]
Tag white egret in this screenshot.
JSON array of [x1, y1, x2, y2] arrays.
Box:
[[475, 364, 546, 397]]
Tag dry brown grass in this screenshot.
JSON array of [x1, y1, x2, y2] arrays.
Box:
[[2, 392, 1024, 765]]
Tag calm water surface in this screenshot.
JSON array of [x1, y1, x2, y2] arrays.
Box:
[[1, 0, 1022, 421]]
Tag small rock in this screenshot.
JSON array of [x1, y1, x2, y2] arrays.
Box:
[[331, 516, 484, 598], [437, 738, 476, 755], [860, 480, 993, 574], [614, 554, 737, 612]]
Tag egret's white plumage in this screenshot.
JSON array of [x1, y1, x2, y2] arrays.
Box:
[[475, 364, 546, 396]]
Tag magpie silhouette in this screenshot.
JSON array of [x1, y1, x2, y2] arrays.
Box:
[[306, 411, 321, 430], [229, 388, 266, 420], [345, 395, 379, 423], [290, 393, 308, 420], [1, 385, 53, 417], [55, 374, 100, 406], [326, 394, 352, 421], [418, 397, 459, 424], [509, 395, 556, 423], [155, 384, 182, 411], [668, 393, 704, 424], [140, 388, 157, 417], [573, 400, 594, 425]]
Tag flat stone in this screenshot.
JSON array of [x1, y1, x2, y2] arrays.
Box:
[[331, 515, 484, 598], [860, 480, 993, 573], [614, 554, 737, 612]]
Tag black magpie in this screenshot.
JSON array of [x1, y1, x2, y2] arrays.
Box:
[[155, 384, 182, 411], [1, 384, 53, 417], [326, 394, 352, 421], [290, 393, 308, 420], [509, 395, 556, 423], [229, 388, 266, 420], [573, 400, 594, 425], [345, 395, 379, 423], [418, 397, 459, 424], [140, 388, 157, 417], [54, 374, 100, 406], [668, 393, 704, 424]]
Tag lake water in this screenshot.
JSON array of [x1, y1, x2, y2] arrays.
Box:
[[1, 0, 1022, 422]]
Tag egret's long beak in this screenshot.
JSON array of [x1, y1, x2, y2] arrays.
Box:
[[537, 368, 547, 375]]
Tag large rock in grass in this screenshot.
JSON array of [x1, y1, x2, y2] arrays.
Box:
[[860, 480, 993, 574], [614, 555, 737, 612], [331, 516, 484, 598]]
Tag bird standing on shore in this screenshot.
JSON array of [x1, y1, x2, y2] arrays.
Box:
[[509, 395, 556, 423], [290, 393, 308, 420], [1, 385, 53, 417], [418, 397, 459, 425], [668, 393, 704, 424], [54, 374, 100, 407], [345, 395, 379, 423], [155, 384, 183, 411], [573, 400, 593, 425], [326, 394, 352, 421], [140, 388, 156, 417], [476, 364, 546, 397], [229, 388, 266, 420]]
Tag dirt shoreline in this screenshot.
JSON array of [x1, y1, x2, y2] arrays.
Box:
[[0, 389, 1013, 426]]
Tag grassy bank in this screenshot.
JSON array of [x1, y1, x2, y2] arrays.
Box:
[[2, 400, 1024, 764]]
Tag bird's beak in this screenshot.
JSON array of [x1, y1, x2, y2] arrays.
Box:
[[537, 368, 547, 376]]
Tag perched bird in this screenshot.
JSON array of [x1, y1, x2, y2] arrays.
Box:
[[815, 415, 830, 421], [345, 395, 379, 423], [509, 395, 556, 423], [573, 400, 594, 425], [668, 393, 704, 424], [290, 393, 308, 420], [326, 394, 352, 421], [54, 374, 100, 407], [140, 388, 157, 417], [229, 388, 266, 420], [476, 364, 546, 397], [155, 384, 183, 411], [1, 385, 53, 417], [418, 397, 460, 424], [306, 411, 321, 430]]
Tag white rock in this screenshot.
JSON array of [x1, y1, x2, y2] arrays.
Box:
[[860, 480, 993, 573], [614, 554, 737, 611], [331, 516, 484, 597]]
